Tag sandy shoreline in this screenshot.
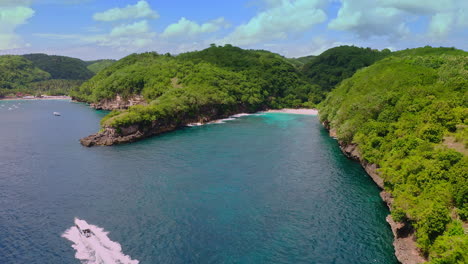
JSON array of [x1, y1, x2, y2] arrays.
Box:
[[263, 108, 319, 115], [0, 96, 71, 101]]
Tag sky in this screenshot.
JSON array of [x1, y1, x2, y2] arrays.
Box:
[[0, 0, 467, 60]]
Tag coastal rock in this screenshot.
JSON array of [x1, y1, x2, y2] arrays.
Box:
[[387, 216, 427, 264], [89, 95, 146, 110], [80, 122, 178, 147]]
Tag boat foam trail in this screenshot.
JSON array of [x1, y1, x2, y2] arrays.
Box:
[[62, 218, 139, 264]]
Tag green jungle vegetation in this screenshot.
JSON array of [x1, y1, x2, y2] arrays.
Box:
[[86, 59, 116, 74], [71, 44, 328, 128], [302, 45, 392, 92], [319, 47, 468, 263], [23, 53, 94, 80], [0, 54, 101, 98]]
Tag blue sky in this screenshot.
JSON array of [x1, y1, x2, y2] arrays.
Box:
[[0, 0, 467, 60]]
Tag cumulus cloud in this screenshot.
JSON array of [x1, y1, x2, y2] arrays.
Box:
[[93, 0, 158, 22], [36, 20, 156, 52], [329, 0, 468, 38], [161, 17, 228, 39], [0, 3, 35, 50], [220, 0, 327, 46], [85, 21, 156, 51]]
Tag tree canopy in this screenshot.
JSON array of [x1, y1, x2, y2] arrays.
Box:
[[23, 53, 94, 80], [319, 47, 468, 263], [301, 45, 391, 92]]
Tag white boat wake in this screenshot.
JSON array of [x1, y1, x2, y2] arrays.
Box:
[[62, 218, 139, 264]]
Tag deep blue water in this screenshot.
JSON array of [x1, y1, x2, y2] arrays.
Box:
[[0, 100, 397, 264]]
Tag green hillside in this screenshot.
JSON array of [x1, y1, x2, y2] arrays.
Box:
[[86, 59, 116, 74], [0, 55, 50, 89], [23, 53, 94, 80], [302, 46, 391, 93], [72, 45, 321, 112], [0, 55, 52, 97], [0, 54, 98, 97], [319, 47, 468, 263]]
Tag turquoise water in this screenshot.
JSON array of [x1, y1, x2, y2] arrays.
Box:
[[0, 100, 397, 263]]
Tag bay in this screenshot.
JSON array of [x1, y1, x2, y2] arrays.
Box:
[[0, 100, 397, 263]]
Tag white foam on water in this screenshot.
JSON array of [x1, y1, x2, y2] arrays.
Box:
[[62, 218, 139, 264], [230, 113, 251, 118], [187, 113, 252, 127], [210, 117, 236, 124], [187, 122, 203, 127]]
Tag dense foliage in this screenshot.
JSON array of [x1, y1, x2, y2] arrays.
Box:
[[319, 47, 468, 263], [0, 54, 98, 97], [23, 53, 94, 80], [0, 55, 50, 89], [72, 45, 324, 128], [302, 46, 391, 93], [86, 59, 116, 73]]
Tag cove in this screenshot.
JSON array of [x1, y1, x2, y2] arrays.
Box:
[[0, 100, 397, 263]]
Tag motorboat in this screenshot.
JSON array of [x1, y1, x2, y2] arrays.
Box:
[[53, 112, 61, 116], [75, 218, 93, 238]]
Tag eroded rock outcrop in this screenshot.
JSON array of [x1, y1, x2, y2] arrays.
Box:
[[80, 120, 178, 147], [89, 95, 146, 110]]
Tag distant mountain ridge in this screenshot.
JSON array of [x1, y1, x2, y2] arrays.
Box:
[[22, 53, 94, 80], [0, 54, 114, 97]]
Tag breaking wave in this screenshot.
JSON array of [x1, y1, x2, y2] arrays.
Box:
[[186, 113, 254, 126], [62, 218, 139, 264]]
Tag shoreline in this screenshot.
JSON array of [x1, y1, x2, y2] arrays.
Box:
[[0, 96, 71, 101], [322, 122, 426, 264]]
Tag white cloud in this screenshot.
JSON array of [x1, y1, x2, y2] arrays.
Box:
[[36, 20, 156, 52], [85, 21, 156, 51], [93, 0, 158, 22], [220, 0, 327, 46], [329, 0, 468, 39], [0, 4, 35, 50], [263, 36, 350, 58], [161, 17, 228, 39], [428, 13, 455, 37]]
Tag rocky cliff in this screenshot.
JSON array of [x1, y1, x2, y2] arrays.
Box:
[[323, 122, 426, 264], [89, 95, 146, 110]]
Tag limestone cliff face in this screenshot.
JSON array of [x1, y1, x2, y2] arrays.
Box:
[[323, 122, 426, 264], [89, 95, 146, 110]]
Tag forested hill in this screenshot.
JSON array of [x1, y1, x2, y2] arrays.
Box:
[[22, 53, 94, 80], [301, 46, 391, 92], [86, 59, 116, 74], [73, 45, 322, 108], [0, 54, 115, 97], [0, 55, 50, 90], [319, 47, 467, 263], [76, 45, 330, 146]]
